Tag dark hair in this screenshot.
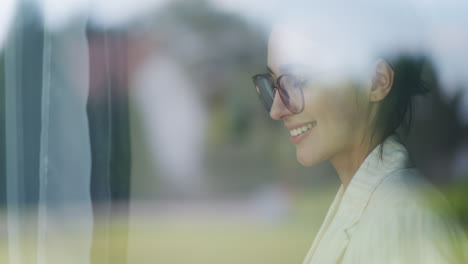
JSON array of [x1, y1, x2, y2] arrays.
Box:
[[372, 54, 430, 144]]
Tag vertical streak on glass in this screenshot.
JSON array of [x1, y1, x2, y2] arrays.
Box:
[[36, 18, 93, 264], [103, 30, 112, 264], [5, 11, 24, 264], [36, 27, 51, 264], [90, 29, 112, 264]]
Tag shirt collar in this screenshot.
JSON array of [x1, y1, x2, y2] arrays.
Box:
[[335, 134, 413, 230], [301, 135, 414, 264]]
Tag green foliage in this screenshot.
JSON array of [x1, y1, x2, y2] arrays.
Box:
[[440, 180, 468, 228]]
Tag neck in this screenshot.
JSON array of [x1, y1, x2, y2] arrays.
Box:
[[330, 135, 382, 190]]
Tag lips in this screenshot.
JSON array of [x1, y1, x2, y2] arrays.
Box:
[[288, 121, 317, 136], [289, 121, 317, 144]]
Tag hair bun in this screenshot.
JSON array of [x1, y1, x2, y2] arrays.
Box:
[[414, 79, 430, 96], [389, 55, 430, 97]]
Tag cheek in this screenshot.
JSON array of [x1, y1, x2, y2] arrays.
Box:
[[324, 89, 361, 125], [306, 88, 362, 147], [295, 86, 366, 166], [304, 87, 359, 125]]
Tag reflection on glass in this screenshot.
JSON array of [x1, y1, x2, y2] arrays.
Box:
[[1, 1, 467, 264]]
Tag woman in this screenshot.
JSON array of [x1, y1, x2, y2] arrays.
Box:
[[252, 17, 467, 264]]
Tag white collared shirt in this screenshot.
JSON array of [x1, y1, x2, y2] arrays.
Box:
[[302, 135, 467, 264]]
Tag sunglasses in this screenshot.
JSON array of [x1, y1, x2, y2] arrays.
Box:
[[252, 72, 306, 114]]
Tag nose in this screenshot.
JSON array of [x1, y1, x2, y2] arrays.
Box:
[[270, 90, 293, 120]]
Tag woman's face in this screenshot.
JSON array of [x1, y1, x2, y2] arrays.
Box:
[[267, 25, 371, 166]]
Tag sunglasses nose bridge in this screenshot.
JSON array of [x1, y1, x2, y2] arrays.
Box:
[[270, 89, 293, 120]]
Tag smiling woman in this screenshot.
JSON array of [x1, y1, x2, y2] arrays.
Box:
[[251, 3, 467, 264]]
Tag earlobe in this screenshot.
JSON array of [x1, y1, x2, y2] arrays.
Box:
[[369, 59, 394, 102]]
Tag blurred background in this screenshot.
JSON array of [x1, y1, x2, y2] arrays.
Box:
[[0, 0, 467, 263]]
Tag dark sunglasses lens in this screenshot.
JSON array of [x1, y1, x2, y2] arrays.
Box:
[[278, 75, 304, 113], [253, 75, 275, 112]]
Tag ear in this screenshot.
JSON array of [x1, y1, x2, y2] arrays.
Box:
[[369, 59, 394, 102]]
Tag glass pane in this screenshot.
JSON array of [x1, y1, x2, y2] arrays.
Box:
[[1, 1, 467, 264]]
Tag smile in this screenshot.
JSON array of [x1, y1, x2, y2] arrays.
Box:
[[289, 121, 316, 136]]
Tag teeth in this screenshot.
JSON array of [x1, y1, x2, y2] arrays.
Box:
[[290, 122, 316, 136]]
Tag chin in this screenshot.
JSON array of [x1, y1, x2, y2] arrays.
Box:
[[296, 151, 320, 167]]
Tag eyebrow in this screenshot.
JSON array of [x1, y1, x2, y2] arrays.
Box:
[[267, 64, 306, 76], [279, 64, 305, 73]]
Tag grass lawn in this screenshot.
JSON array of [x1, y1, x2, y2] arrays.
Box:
[[99, 190, 336, 264], [1, 187, 467, 264]]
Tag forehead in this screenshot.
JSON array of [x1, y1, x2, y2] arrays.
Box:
[[267, 24, 350, 75], [266, 16, 382, 87]]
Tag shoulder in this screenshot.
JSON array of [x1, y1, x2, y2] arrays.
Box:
[[348, 169, 467, 263], [364, 167, 457, 236], [368, 167, 437, 209]]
